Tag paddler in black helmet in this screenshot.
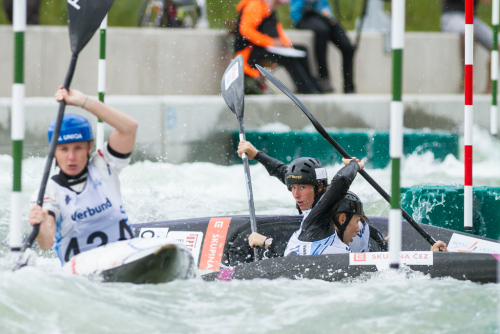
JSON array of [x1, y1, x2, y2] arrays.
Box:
[[237, 140, 370, 253], [238, 140, 448, 256]]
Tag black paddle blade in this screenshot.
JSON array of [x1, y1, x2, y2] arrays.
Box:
[[68, 0, 114, 54], [221, 55, 245, 118]]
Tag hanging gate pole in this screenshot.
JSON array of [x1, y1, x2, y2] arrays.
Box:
[[9, 0, 26, 253], [464, 0, 474, 231], [96, 15, 107, 150], [491, 0, 499, 137], [389, 0, 405, 269]]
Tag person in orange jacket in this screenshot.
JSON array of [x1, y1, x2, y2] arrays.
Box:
[[234, 0, 321, 94]]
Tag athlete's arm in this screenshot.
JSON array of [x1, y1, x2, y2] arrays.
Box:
[[28, 205, 56, 250], [299, 160, 362, 241], [254, 152, 288, 184], [55, 87, 138, 155], [237, 140, 288, 184], [276, 23, 292, 47]]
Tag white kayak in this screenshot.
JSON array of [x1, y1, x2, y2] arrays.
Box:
[[63, 238, 197, 284]]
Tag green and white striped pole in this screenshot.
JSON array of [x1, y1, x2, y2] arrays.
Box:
[[96, 15, 107, 150], [389, 0, 405, 269], [10, 0, 26, 252], [491, 0, 499, 137]]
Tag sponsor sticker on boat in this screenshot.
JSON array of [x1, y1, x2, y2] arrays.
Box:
[[349, 251, 433, 266], [165, 231, 203, 266], [447, 233, 500, 254], [139, 228, 203, 265], [199, 217, 231, 271], [139, 227, 169, 239]]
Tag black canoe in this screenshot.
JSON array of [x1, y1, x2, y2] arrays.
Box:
[[132, 215, 500, 283]]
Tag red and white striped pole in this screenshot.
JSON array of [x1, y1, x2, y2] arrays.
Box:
[[464, 0, 473, 231]]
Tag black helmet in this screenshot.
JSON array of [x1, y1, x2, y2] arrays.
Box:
[[285, 157, 328, 191], [333, 191, 364, 243], [335, 191, 364, 215]]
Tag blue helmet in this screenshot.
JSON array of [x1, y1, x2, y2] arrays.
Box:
[[47, 113, 93, 144]]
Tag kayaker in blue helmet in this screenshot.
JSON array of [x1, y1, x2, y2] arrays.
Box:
[[28, 87, 138, 265], [237, 140, 371, 253]]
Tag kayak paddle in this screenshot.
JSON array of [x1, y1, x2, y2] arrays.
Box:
[[221, 56, 259, 261], [256, 64, 437, 246], [22, 0, 115, 254]]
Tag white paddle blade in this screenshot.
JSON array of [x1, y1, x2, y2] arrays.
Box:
[[221, 55, 245, 118]]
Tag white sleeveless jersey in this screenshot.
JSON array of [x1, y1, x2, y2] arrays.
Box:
[[284, 229, 350, 256], [349, 221, 370, 253], [33, 144, 134, 265]]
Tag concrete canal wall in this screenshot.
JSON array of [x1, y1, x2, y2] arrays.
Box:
[[0, 26, 492, 97]]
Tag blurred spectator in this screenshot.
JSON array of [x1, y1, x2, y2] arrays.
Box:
[[234, 0, 321, 94], [290, 0, 355, 93], [3, 0, 41, 25], [441, 0, 498, 93], [197, 0, 209, 28]]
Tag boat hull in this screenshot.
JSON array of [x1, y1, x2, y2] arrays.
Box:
[[132, 215, 500, 283], [63, 238, 196, 284], [202, 252, 498, 283]]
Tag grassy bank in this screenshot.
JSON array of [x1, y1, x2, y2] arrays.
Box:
[[0, 0, 494, 31]]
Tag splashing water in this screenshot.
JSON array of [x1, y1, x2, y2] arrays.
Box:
[[0, 125, 498, 333]]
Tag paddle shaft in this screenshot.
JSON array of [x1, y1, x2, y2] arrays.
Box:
[[256, 65, 437, 246], [24, 54, 79, 250], [354, 0, 368, 50], [238, 119, 259, 261], [316, 125, 437, 246], [302, 105, 436, 246]]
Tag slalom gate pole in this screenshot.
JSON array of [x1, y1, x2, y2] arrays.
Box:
[[9, 0, 26, 253], [464, 0, 473, 231], [492, 0, 499, 136], [389, 0, 405, 269], [96, 15, 107, 150]]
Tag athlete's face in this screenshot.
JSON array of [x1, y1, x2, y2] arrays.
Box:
[[290, 184, 315, 211], [55, 141, 93, 176], [340, 214, 362, 244]]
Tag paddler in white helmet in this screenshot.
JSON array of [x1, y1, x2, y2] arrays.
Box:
[[28, 87, 138, 265], [237, 140, 371, 254]]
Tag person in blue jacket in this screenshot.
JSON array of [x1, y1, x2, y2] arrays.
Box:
[[290, 0, 355, 93]]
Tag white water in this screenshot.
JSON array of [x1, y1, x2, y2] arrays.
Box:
[[0, 125, 499, 333]]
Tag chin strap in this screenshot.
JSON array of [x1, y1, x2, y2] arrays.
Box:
[[296, 204, 303, 215], [334, 212, 354, 243]]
